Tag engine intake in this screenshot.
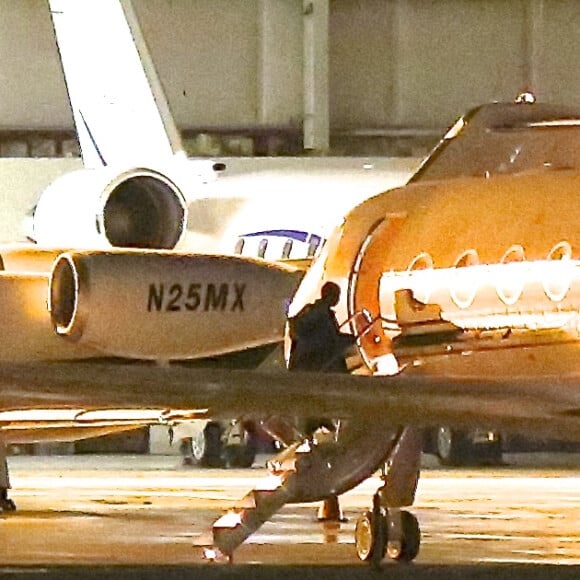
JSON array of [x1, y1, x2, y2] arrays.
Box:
[[32, 167, 187, 250]]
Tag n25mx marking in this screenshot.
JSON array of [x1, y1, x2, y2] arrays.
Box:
[[147, 283, 245, 312]]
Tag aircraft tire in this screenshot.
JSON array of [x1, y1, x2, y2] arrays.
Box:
[[190, 422, 224, 467], [436, 426, 503, 466], [223, 440, 257, 468], [355, 510, 386, 565], [473, 437, 503, 466], [387, 511, 421, 562], [435, 426, 471, 466]]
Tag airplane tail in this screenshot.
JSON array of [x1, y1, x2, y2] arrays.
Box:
[[48, 0, 184, 168]]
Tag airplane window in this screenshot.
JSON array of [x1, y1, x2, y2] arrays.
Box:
[[408, 253, 434, 270], [455, 250, 479, 267], [406, 253, 434, 305], [501, 245, 525, 263], [307, 237, 321, 257], [234, 238, 244, 255], [282, 239, 293, 259], [258, 239, 268, 258], [548, 241, 572, 260], [497, 245, 525, 305], [544, 242, 573, 302], [451, 250, 479, 308]]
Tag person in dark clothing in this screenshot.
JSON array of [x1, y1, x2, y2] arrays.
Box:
[[287, 281, 354, 372], [287, 282, 354, 523]]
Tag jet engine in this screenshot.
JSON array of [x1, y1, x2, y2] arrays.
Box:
[[31, 167, 187, 250], [49, 251, 304, 360], [0, 245, 67, 273], [0, 272, 98, 362]]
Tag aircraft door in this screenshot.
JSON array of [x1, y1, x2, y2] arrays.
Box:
[[347, 214, 406, 371]]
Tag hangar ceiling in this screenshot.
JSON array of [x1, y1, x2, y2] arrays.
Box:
[[0, 0, 579, 156]]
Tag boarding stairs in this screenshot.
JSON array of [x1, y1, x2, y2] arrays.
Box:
[[205, 422, 421, 561], [204, 310, 415, 560], [207, 436, 318, 559]]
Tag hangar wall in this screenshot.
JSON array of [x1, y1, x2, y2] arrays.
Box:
[[0, 0, 579, 156]]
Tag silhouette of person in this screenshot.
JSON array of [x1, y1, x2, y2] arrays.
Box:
[[287, 284, 355, 523], [287, 281, 354, 372]]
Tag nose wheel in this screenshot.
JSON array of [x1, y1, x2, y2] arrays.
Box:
[[385, 510, 421, 562], [354, 492, 386, 566], [355, 493, 420, 565]]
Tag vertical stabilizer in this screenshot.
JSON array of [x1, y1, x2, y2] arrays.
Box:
[[49, 0, 184, 168]]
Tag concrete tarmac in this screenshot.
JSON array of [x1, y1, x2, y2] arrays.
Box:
[[0, 453, 579, 579]]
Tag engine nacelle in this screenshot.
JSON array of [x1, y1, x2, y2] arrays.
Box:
[[0, 244, 68, 273], [32, 167, 187, 249], [0, 272, 98, 362], [49, 251, 304, 360]]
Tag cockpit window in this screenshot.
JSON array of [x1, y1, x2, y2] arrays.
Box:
[[411, 102, 580, 182]]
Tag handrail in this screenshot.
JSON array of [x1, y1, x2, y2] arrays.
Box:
[[339, 308, 371, 328], [337, 309, 406, 373], [340, 310, 399, 341]]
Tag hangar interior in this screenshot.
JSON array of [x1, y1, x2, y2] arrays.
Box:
[[1, 0, 578, 457], [0, 0, 579, 158]]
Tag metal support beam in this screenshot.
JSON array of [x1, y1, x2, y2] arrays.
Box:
[[257, 0, 303, 127], [303, 0, 329, 153], [523, 0, 544, 98]]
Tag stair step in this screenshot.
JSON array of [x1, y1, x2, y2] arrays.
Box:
[[207, 437, 306, 557], [212, 485, 291, 556]]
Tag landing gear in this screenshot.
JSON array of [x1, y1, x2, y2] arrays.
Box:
[[436, 426, 503, 466], [385, 510, 421, 562], [355, 493, 420, 566], [354, 494, 386, 566], [355, 427, 423, 566], [183, 421, 258, 468], [222, 421, 257, 468], [435, 426, 470, 465], [188, 422, 224, 467], [222, 439, 256, 468]]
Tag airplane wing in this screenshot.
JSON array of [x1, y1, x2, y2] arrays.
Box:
[[0, 406, 207, 444], [1, 361, 579, 444]]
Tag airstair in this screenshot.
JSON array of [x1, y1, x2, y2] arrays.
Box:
[[203, 400, 423, 560], [202, 307, 418, 561], [206, 441, 300, 560], [207, 427, 356, 559]]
